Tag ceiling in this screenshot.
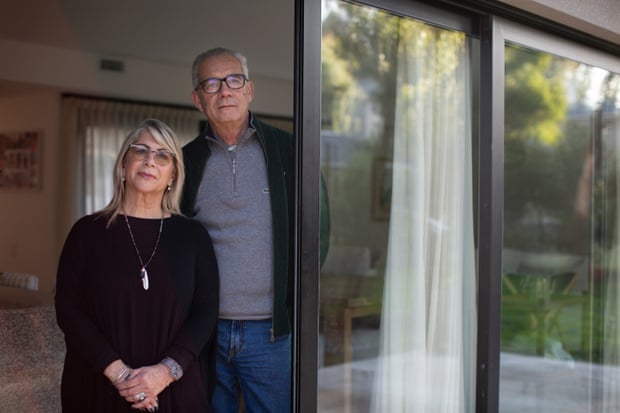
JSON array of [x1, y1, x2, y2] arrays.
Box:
[[0, 0, 294, 97]]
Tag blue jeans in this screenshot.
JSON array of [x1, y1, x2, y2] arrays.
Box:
[[211, 319, 291, 413]]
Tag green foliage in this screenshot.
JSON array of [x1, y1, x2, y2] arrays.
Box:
[[503, 45, 587, 253], [321, 35, 366, 133], [505, 45, 567, 145], [321, 3, 398, 136], [503, 46, 620, 364]]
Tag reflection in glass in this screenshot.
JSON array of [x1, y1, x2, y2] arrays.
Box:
[[319, 1, 477, 412], [501, 43, 620, 412]]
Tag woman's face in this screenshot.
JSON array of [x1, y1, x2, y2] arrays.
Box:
[[122, 131, 175, 200]]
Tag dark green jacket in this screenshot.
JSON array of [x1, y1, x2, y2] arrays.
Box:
[[181, 116, 295, 337]]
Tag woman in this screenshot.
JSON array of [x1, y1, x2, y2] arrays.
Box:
[[55, 119, 219, 412]]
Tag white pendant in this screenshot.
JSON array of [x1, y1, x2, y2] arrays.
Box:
[[140, 267, 149, 290]]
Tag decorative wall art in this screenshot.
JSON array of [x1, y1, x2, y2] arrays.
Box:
[[0, 130, 42, 190]]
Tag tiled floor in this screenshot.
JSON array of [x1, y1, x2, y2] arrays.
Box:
[[499, 353, 620, 413], [318, 346, 620, 412]]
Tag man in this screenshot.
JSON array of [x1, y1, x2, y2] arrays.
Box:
[[181, 47, 295, 413]]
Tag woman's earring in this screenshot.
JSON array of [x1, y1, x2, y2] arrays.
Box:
[[167, 184, 171, 192]]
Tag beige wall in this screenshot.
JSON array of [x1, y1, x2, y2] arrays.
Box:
[[0, 93, 60, 307], [499, 0, 620, 44], [0, 38, 293, 116]]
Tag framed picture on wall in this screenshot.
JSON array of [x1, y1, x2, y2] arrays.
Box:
[[371, 157, 393, 221], [0, 130, 43, 190]]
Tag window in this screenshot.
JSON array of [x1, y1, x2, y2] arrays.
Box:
[[318, 2, 478, 411], [499, 20, 620, 412]]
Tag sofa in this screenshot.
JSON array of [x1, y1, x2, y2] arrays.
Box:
[[0, 305, 64, 413]]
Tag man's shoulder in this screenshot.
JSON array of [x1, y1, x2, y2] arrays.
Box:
[[182, 135, 210, 164], [182, 134, 207, 151]]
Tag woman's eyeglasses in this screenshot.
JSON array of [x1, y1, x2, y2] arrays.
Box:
[[127, 144, 175, 166]]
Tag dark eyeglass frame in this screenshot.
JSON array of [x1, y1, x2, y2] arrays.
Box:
[[127, 143, 175, 166], [196, 73, 248, 94]]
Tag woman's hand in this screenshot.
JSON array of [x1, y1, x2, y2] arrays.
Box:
[[103, 359, 132, 386], [116, 364, 172, 411]]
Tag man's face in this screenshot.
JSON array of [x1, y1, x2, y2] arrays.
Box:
[[191, 54, 254, 128]]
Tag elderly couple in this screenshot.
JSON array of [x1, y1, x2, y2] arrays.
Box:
[[55, 47, 299, 413]]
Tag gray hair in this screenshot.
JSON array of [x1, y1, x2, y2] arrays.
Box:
[[191, 47, 250, 90]]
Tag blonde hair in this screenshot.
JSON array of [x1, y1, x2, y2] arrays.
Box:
[[99, 118, 185, 227]]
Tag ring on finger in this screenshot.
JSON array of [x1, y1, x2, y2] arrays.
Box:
[[136, 392, 146, 402]]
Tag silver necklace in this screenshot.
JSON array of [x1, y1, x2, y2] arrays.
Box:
[[123, 214, 164, 291]]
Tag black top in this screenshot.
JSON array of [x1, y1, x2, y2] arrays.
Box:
[[55, 213, 219, 413]]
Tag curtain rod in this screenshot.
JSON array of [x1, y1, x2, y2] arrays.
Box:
[[60, 92, 292, 121], [61, 92, 195, 111]]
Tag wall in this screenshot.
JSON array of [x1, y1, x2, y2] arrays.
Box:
[[499, 0, 620, 44], [0, 93, 60, 307], [0, 38, 294, 116]]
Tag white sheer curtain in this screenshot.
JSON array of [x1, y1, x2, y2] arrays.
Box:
[[371, 21, 477, 413], [58, 96, 201, 243]]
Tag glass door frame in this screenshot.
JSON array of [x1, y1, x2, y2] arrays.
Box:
[[295, 1, 620, 413], [295, 1, 491, 412], [294, 1, 323, 412]]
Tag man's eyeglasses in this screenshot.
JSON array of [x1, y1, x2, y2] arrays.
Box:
[[127, 144, 175, 166], [196, 74, 247, 94]]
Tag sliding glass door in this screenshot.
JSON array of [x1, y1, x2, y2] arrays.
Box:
[[300, 4, 620, 413], [317, 2, 479, 411], [498, 20, 620, 412]]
